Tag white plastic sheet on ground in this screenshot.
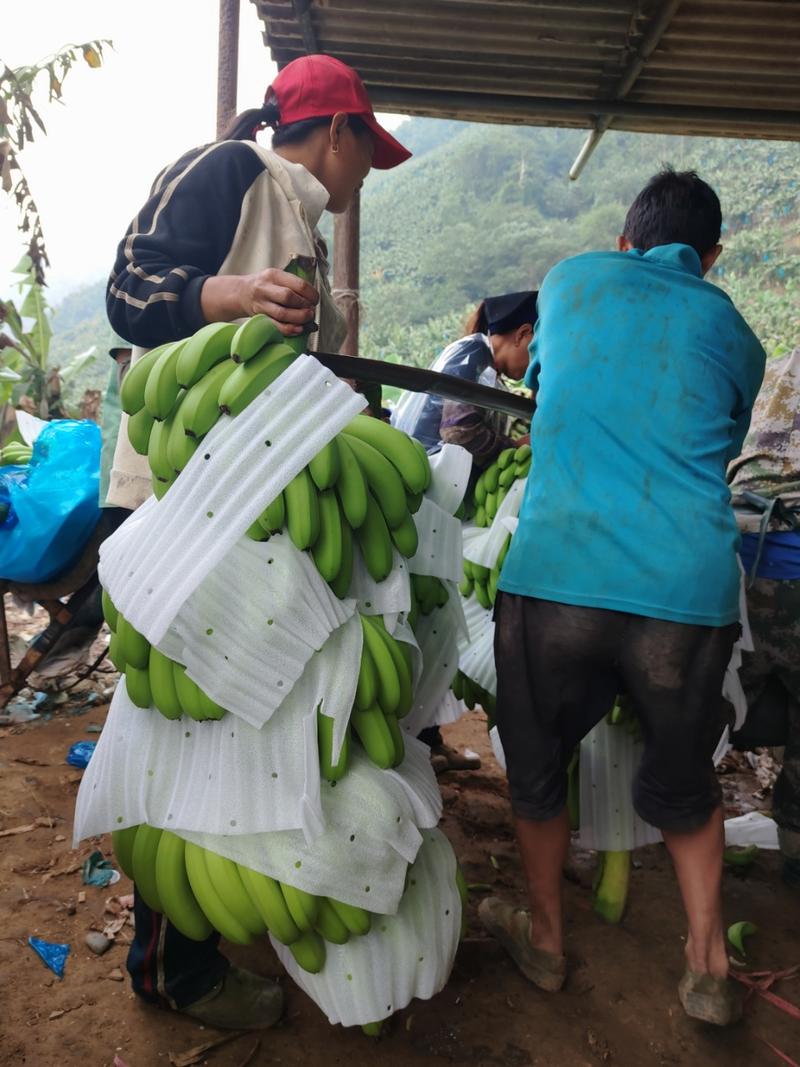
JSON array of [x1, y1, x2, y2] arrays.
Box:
[[270, 828, 461, 1027], [152, 535, 357, 730], [724, 811, 779, 850], [99, 356, 365, 643]]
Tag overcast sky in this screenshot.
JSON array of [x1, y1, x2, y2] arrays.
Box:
[[1, 1, 404, 302]]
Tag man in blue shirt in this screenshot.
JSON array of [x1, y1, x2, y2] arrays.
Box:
[[479, 170, 765, 1026]]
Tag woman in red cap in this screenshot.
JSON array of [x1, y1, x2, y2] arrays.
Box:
[[105, 53, 410, 510], [103, 56, 409, 1030]]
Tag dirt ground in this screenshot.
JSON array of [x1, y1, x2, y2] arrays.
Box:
[[0, 609, 798, 1067]]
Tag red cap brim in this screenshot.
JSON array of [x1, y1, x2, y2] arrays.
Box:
[[360, 113, 412, 169]]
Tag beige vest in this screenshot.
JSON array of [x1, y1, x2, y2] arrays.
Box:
[[107, 148, 346, 510]]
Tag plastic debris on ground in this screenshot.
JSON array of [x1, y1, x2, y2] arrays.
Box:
[[82, 850, 120, 888], [724, 811, 780, 850], [66, 740, 97, 769], [28, 936, 70, 978], [2, 689, 47, 723]]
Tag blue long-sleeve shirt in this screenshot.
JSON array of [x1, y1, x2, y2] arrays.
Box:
[[500, 243, 766, 626]]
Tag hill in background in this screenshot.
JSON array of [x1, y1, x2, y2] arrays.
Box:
[[49, 118, 799, 409]]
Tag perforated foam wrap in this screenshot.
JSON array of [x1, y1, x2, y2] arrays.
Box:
[[74, 616, 362, 847], [407, 498, 462, 583], [151, 535, 357, 731], [402, 584, 468, 736], [425, 444, 472, 517], [457, 595, 498, 698], [462, 477, 526, 570], [98, 356, 366, 644], [349, 548, 411, 618], [177, 738, 441, 915], [271, 828, 461, 1027], [578, 721, 662, 851]]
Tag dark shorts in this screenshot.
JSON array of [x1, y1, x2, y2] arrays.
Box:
[[494, 593, 739, 833]]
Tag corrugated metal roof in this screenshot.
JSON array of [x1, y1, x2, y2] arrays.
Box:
[[251, 0, 800, 141]]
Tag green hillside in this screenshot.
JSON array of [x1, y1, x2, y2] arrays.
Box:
[[49, 118, 799, 409]]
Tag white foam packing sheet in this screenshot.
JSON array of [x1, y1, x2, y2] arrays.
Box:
[[155, 535, 357, 730], [409, 498, 463, 583], [462, 477, 526, 570], [425, 444, 472, 516], [99, 356, 366, 644], [349, 547, 411, 617], [578, 720, 662, 851], [457, 594, 498, 698], [177, 738, 442, 915], [271, 828, 461, 1027], [74, 617, 362, 846], [402, 585, 467, 736]]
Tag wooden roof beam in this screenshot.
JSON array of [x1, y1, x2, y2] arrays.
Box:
[[290, 0, 319, 53]]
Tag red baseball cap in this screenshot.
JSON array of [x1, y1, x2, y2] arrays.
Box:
[[266, 54, 411, 170]]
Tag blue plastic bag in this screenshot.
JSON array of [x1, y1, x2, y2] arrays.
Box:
[[28, 936, 71, 979], [0, 419, 101, 582], [66, 740, 97, 769]]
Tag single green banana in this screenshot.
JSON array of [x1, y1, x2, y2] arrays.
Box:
[[131, 824, 164, 912], [196, 686, 226, 720], [245, 518, 268, 541], [514, 443, 532, 463], [355, 492, 394, 583], [280, 882, 320, 933], [116, 615, 150, 671], [473, 473, 487, 507], [180, 358, 237, 438], [461, 674, 476, 710], [127, 406, 155, 456], [362, 1022, 383, 1038], [125, 664, 153, 709], [370, 617, 413, 718], [435, 579, 449, 607], [485, 491, 498, 520], [328, 503, 353, 600], [151, 474, 173, 500], [218, 346, 296, 417], [727, 920, 758, 957], [488, 567, 499, 605], [389, 509, 419, 559], [497, 447, 516, 470], [327, 897, 371, 937], [107, 632, 125, 672], [257, 491, 286, 535], [184, 842, 252, 945], [498, 464, 517, 489], [203, 850, 267, 936], [497, 533, 511, 569], [143, 339, 187, 420], [474, 580, 492, 610], [311, 489, 343, 582], [483, 463, 501, 494], [309, 438, 341, 491], [111, 824, 139, 881], [350, 704, 396, 769], [284, 466, 321, 551], [166, 404, 197, 472], [155, 831, 213, 941], [343, 414, 429, 495], [458, 575, 474, 598], [288, 930, 326, 974], [147, 418, 173, 482], [593, 850, 631, 925], [342, 432, 408, 529], [230, 314, 286, 363], [516, 458, 531, 479], [355, 637, 379, 711], [172, 662, 204, 721], [383, 712, 405, 768], [120, 342, 174, 415], [361, 615, 401, 715], [314, 897, 350, 945], [335, 435, 368, 529], [317, 708, 350, 782], [101, 588, 118, 632], [405, 490, 423, 514], [474, 504, 487, 528], [176, 322, 237, 388], [148, 647, 183, 720], [238, 864, 301, 945], [451, 671, 464, 701]]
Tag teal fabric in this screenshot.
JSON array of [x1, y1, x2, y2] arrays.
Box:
[[500, 244, 766, 626]]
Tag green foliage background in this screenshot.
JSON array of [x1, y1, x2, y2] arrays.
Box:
[[50, 118, 799, 411]]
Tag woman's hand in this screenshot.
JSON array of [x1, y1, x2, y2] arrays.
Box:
[[201, 269, 319, 336]]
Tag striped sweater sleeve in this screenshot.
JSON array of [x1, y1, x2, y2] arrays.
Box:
[[106, 140, 267, 348]]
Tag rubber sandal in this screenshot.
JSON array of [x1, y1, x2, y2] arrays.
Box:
[[678, 970, 742, 1026], [478, 897, 566, 992], [430, 743, 481, 774]]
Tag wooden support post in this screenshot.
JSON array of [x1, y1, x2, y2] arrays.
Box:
[[216, 0, 240, 139], [332, 190, 361, 356]]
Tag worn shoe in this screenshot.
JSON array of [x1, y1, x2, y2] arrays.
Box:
[[430, 743, 481, 775], [678, 970, 742, 1026], [181, 966, 284, 1030], [478, 897, 566, 992]]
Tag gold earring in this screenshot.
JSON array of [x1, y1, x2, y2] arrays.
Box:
[[331, 143, 339, 154]]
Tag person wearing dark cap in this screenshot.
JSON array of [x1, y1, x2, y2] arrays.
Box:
[[106, 53, 410, 510], [392, 292, 537, 470], [102, 55, 411, 1030]]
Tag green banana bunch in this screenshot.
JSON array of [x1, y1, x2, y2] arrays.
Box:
[[0, 442, 33, 465], [450, 669, 495, 725], [468, 445, 532, 529], [593, 850, 631, 925], [342, 414, 430, 496], [410, 574, 448, 619]]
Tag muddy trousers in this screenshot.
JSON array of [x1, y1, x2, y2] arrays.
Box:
[[127, 887, 228, 1008]]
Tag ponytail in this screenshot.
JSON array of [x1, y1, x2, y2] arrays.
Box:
[[464, 300, 489, 336], [218, 101, 371, 147]]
